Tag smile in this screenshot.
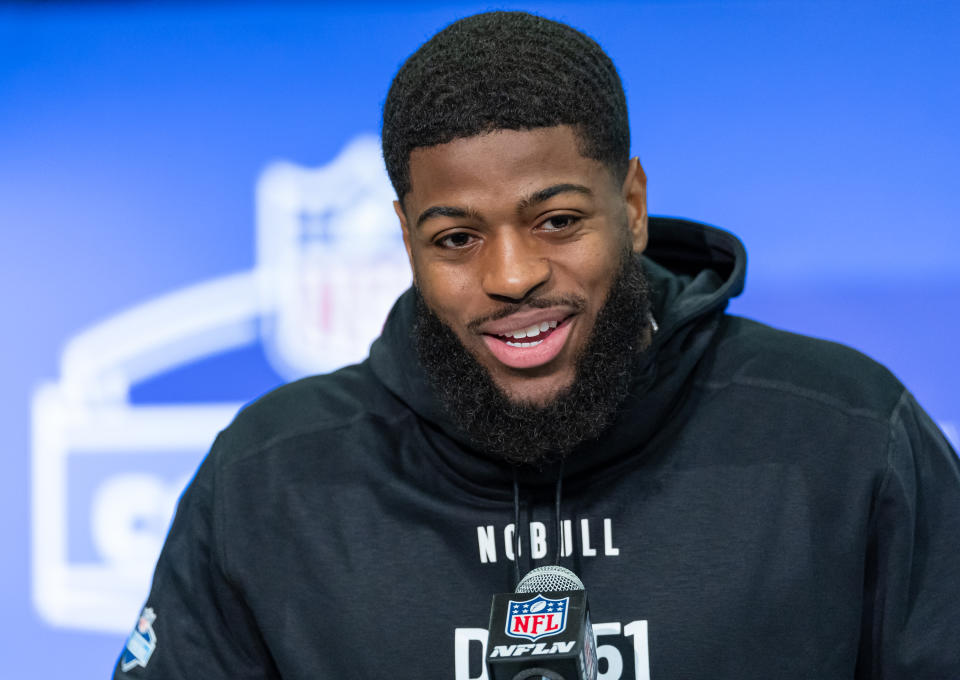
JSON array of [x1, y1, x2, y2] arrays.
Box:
[[496, 320, 559, 347], [481, 315, 575, 369]]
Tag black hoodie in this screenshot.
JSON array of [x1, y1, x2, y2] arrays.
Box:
[[115, 218, 960, 680]]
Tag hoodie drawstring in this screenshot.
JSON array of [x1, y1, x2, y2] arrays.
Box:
[[554, 458, 565, 565], [512, 471, 522, 587], [511, 460, 566, 588]]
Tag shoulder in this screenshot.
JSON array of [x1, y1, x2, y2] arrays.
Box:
[[210, 360, 409, 467], [701, 315, 906, 422]]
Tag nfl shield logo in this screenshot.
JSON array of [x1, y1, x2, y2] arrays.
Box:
[[120, 607, 157, 672], [505, 594, 569, 642]]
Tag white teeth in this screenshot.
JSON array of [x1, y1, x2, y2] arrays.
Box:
[[506, 339, 544, 348], [505, 320, 559, 340]]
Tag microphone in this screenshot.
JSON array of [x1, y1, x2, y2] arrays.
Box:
[[485, 565, 598, 680]]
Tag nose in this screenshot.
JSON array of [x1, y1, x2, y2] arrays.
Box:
[[480, 229, 551, 302]]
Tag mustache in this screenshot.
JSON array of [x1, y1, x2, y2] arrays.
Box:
[[464, 295, 588, 333]]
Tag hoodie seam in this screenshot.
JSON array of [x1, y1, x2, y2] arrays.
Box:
[[216, 409, 415, 471], [696, 375, 891, 424]]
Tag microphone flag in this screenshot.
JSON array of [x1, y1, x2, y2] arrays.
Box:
[[486, 589, 597, 680]]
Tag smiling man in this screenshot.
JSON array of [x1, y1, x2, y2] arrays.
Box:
[[115, 11, 960, 680], [401, 126, 654, 464]]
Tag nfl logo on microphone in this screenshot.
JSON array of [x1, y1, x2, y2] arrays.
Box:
[[506, 594, 569, 641]]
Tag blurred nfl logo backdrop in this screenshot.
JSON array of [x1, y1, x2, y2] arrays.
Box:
[[31, 136, 409, 632], [1, 2, 957, 677]]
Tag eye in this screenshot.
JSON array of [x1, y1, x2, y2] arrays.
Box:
[[435, 231, 476, 249], [540, 214, 581, 232]]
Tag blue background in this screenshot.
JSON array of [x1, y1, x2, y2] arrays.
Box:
[[0, 1, 957, 675]]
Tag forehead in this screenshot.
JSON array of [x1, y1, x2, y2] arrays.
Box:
[[405, 126, 617, 208]]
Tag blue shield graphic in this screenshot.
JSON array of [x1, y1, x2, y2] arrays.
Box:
[[505, 594, 569, 642]]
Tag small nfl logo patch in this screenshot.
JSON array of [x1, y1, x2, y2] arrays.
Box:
[[120, 607, 158, 672], [505, 594, 569, 642]]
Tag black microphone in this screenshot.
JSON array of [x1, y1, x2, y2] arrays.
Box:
[[485, 565, 598, 680]]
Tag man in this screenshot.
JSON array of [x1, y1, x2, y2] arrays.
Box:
[[114, 11, 960, 680]]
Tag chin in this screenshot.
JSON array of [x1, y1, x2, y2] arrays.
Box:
[[495, 373, 576, 408]]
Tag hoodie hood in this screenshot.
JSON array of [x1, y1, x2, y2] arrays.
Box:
[[369, 216, 746, 492]]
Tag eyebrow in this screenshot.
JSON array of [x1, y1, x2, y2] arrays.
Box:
[[414, 183, 593, 230], [415, 205, 481, 230], [517, 183, 593, 210]]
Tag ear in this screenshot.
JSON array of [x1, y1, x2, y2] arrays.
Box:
[[394, 199, 416, 276], [621, 157, 648, 253]]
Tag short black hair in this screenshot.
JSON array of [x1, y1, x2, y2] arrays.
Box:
[[382, 11, 630, 201]]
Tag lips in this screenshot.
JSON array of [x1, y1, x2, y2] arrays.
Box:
[[481, 315, 575, 370]]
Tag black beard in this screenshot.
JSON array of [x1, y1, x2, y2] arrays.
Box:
[[412, 251, 652, 467]]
